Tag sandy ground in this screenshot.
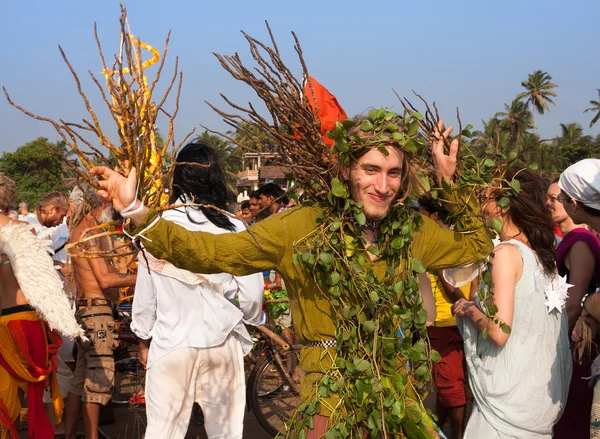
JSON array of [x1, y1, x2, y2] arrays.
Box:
[[14, 393, 468, 438]]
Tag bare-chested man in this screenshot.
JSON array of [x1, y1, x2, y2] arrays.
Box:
[[0, 173, 64, 439], [64, 189, 136, 439]]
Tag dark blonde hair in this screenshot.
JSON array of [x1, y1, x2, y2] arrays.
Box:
[[36, 191, 69, 214], [0, 173, 16, 212]]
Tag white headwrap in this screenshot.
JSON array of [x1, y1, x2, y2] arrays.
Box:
[[558, 159, 600, 210]]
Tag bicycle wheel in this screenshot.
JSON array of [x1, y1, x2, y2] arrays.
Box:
[[112, 357, 145, 405], [98, 356, 147, 439], [249, 352, 301, 437]]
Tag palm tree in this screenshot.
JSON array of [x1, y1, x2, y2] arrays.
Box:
[[515, 132, 566, 174], [197, 131, 241, 172], [471, 117, 511, 158], [231, 122, 278, 154], [55, 140, 79, 177], [495, 98, 533, 145], [554, 122, 593, 164], [517, 70, 558, 133], [584, 89, 600, 128], [592, 134, 600, 158], [196, 130, 241, 198]]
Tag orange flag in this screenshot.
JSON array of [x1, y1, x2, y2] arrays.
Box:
[[302, 76, 347, 146]]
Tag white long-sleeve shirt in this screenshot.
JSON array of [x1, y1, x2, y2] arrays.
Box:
[[130, 203, 264, 368]]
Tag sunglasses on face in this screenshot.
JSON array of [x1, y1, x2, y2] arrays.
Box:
[[547, 195, 561, 204], [547, 192, 571, 204]]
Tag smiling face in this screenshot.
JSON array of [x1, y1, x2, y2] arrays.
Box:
[[546, 182, 570, 224], [346, 147, 404, 220]]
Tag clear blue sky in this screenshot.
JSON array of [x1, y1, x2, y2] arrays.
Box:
[[1, 0, 599, 153]]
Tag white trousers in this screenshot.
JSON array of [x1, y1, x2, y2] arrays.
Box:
[[145, 334, 245, 439]]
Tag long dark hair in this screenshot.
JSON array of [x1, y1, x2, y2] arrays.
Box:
[[501, 169, 556, 275], [170, 140, 236, 232]]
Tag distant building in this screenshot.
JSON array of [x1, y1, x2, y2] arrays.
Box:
[[259, 165, 289, 187], [236, 152, 290, 196]]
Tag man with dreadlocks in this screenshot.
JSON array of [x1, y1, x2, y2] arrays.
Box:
[[91, 111, 492, 436], [64, 187, 137, 439]]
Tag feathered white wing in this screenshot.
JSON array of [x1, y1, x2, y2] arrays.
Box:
[[0, 222, 85, 340]]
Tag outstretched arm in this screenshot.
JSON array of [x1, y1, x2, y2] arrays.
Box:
[[123, 208, 291, 277], [89, 165, 310, 278]]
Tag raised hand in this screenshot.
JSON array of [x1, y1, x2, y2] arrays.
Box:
[[431, 119, 459, 186], [89, 165, 138, 213]]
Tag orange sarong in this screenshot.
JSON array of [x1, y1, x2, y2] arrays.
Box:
[[0, 307, 63, 439]]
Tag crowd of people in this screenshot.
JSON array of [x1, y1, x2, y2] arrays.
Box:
[[0, 180, 138, 439], [0, 138, 302, 439], [1, 127, 600, 439]]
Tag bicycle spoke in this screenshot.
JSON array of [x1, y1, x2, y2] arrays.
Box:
[[251, 352, 301, 436]]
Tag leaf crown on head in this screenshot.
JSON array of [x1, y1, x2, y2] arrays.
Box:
[[328, 108, 426, 168]]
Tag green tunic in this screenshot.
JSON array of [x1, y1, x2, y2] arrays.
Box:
[[131, 188, 492, 414]]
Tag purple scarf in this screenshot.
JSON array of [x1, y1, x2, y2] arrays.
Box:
[[556, 228, 600, 284]]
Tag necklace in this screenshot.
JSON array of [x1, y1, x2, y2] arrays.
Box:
[[349, 217, 383, 231]]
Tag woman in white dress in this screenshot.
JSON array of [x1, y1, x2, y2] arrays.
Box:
[[452, 169, 572, 439]]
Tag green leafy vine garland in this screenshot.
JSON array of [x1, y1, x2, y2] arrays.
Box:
[[285, 108, 520, 438], [202, 24, 524, 437]]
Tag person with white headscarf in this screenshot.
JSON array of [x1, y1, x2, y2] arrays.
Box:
[[557, 159, 600, 322], [558, 158, 600, 438], [558, 159, 600, 234]]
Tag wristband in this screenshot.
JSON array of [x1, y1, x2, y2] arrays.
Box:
[[120, 197, 141, 215], [582, 293, 591, 309], [121, 201, 144, 218]]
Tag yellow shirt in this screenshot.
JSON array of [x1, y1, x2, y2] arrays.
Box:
[[430, 273, 471, 327]]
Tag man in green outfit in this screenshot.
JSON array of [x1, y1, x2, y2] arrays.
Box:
[[91, 121, 492, 438]]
